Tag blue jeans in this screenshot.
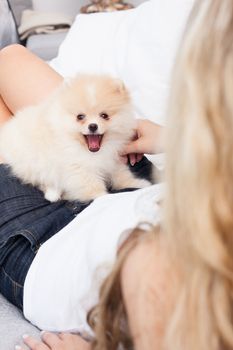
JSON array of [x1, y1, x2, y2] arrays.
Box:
[[0, 157, 154, 309]]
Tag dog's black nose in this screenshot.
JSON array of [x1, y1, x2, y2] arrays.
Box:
[[88, 123, 98, 133]]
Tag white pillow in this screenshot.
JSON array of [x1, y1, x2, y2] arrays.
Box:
[[49, 0, 194, 126]]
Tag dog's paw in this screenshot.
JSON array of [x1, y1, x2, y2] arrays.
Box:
[[75, 189, 108, 202], [44, 188, 61, 202], [131, 178, 151, 188], [63, 187, 107, 202]]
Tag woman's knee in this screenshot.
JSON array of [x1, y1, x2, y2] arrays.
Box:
[[0, 44, 27, 64], [0, 43, 26, 54], [0, 44, 29, 81]]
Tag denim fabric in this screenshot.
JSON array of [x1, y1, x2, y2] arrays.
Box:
[[0, 164, 90, 309], [0, 156, 154, 309]]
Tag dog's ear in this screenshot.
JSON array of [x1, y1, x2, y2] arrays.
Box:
[[59, 77, 77, 97], [62, 77, 73, 88], [55, 78, 71, 96], [113, 78, 127, 94]]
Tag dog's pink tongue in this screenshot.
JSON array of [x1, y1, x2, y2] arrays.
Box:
[[86, 135, 101, 152]]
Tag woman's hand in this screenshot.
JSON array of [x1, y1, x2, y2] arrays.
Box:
[[122, 119, 164, 166], [16, 332, 91, 350]]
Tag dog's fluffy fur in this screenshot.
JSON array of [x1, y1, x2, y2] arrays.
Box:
[[0, 74, 150, 202]]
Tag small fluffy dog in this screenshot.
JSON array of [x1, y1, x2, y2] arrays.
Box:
[[0, 74, 150, 202]]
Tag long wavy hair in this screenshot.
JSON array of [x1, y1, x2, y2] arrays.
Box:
[[90, 0, 233, 349], [164, 0, 233, 349]]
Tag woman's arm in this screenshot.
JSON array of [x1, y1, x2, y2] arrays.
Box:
[[121, 236, 175, 350]]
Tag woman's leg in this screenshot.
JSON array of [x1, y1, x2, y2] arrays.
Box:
[[0, 44, 63, 162], [0, 95, 12, 127], [0, 44, 63, 114]]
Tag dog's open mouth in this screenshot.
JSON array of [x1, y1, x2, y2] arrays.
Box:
[[84, 134, 103, 152]]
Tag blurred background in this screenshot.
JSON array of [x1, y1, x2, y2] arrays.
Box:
[[0, 0, 146, 60]]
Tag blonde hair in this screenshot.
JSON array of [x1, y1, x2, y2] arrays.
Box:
[[90, 0, 233, 349], [89, 228, 149, 350], [164, 0, 233, 349]]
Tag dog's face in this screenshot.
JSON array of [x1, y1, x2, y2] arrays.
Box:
[[50, 75, 135, 152]]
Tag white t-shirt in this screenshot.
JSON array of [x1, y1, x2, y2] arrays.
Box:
[[49, 0, 194, 125], [24, 0, 193, 335], [23, 184, 163, 336]]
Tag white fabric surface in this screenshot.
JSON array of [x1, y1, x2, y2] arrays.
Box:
[[24, 184, 163, 336], [49, 0, 194, 126], [0, 294, 40, 350]]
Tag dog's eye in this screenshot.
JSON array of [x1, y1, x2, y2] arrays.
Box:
[[100, 113, 109, 120], [77, 114, 86, 121]]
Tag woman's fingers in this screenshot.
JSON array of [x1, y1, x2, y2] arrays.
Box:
[[123, 139, 142, 155], [120, 153, 143, 166], [21, 332, 91, 350], [128, 153, 144, 166], [41, 332, 63, 348], [136, 153, 143, 163], [124, 119, 164, 155], [59, 333, 91, 349], [128, 153, 137, 166], [21, 334, 50, 350]]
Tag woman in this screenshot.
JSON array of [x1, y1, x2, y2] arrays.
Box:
[[0, 34, 164, 350], [0, 2, 166, 347], [0, 46, 163, 350], [17, 0, 233, 349]]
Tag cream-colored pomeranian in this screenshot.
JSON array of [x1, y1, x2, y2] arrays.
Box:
[[0, 74, 151, 202]]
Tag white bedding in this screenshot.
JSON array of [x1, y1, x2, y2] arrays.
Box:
[[49, 0, 194, 126]]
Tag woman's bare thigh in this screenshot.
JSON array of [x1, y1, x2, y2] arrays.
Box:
[[0, 44, 63, 114], [0, 44, 63, 163]]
